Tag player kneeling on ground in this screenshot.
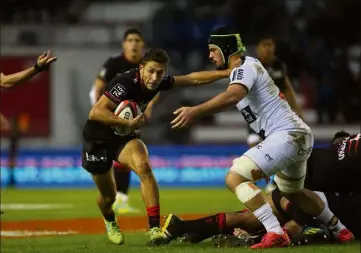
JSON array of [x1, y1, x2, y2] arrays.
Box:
[[82, 48, 234, 246]]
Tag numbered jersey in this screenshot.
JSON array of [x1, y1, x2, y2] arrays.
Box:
[[230, 56, 310, 137]]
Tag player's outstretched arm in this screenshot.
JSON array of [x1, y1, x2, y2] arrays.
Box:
[[284, 76, 304, 120], [172, 69, 231, 87], [171, 85, 247, 129], [1, 50, 57, 88]]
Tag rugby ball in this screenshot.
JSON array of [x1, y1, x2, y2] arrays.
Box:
[[114, 100, 141, 136]]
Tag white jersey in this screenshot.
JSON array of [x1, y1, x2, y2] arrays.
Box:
[[229, 56, 311, 138]]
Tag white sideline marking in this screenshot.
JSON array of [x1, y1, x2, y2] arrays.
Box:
[[0, 203, 73, 210], [1, 230, 77, 237]]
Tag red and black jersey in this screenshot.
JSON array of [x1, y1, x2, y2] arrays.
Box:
[[261, 57, 287, 93], [83, 68, 174, 143], [304, 133, 361, 194], [97, 54, 139, 84], [334, 133, 360, 161]]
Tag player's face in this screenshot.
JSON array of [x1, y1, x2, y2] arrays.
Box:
[[122, 34, 144, 57], [256, 39, 275, 61], [208, 45, 225, 68], [139, 61, 166, 90]]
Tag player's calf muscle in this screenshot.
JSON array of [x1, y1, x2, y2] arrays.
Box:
[[118, 139, 159, 206], [91, 169, 117, 215], [92, 171, 116, 198]]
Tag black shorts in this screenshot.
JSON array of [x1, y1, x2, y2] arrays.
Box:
[[271, 188, 318, 226], [81, 136, 136, 175], [304, 150, 361, 194]]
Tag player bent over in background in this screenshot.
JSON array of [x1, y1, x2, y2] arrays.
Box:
[[162, 188, 359, 247], [82, 48, 234, 245], [164, 131, 359, 246], [163, 131, 360, 246], [171, 26, 353, 249]]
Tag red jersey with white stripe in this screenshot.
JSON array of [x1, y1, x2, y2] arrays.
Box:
[[335, 133, 361, 161]]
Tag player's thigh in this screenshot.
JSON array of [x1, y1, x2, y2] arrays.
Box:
[[82, 141, 117, 196], [117, 138, 151, 176], [245, 131, 313, 177], [82, 141, 115, 174]]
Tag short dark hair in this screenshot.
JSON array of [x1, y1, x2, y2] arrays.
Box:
[[331, 130, 350, 144], [141, 48, 169, 65], [256, 34, 276, 44], [123, 28, 143, 41]]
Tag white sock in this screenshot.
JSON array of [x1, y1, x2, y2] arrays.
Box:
[[315, 205, 346, 235], [116, 192, 129, 203], [253, 203, 284, 235]]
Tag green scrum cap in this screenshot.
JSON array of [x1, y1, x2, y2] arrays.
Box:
[[208, 26, 246, 69]]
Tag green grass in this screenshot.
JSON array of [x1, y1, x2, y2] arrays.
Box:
[[1, 188, 243, 221], [1, 188, 360, 253], [2, 234, 359, 253]]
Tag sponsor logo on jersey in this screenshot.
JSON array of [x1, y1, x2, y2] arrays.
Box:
[[264, 154, 273, 162], [337, 138, 348, 160], [240, 105, 257, 124], [236, 69, 244, 80], [232, 68, 244, 82], [109, 83, 126, 99], [297, 147, 313, 156], [84, 152, 107, 163], [337, 133, 360, 160]]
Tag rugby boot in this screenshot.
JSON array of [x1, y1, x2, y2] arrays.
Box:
[[112, 199, 140, 215], [179, 232, 206, 244], [251, 230, 290, 249], [104, 218, 124, 245], [292, 225, 330, 245], [211, 234, 255, 248], [162, 214, 183, 240], [333, 228, 354, 243], [145, 227, 169, 246]]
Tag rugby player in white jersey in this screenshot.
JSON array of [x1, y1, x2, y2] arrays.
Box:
[[170, 26, 354, 249]]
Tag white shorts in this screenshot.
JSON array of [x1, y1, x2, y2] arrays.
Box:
[[244, 131, 314, 178]]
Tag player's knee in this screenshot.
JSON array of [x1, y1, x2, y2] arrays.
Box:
[[234, 182, 262, 203], [274, 174, 305, 195], [229, 156, 264, 182], [225, 171, 248, 191], [100, 193, 116, 206]]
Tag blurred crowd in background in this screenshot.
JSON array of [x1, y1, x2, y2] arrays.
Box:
[[1, 0, 360, 145]]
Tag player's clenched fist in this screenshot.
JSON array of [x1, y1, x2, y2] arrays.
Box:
[[128, 113, 146, 130]]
